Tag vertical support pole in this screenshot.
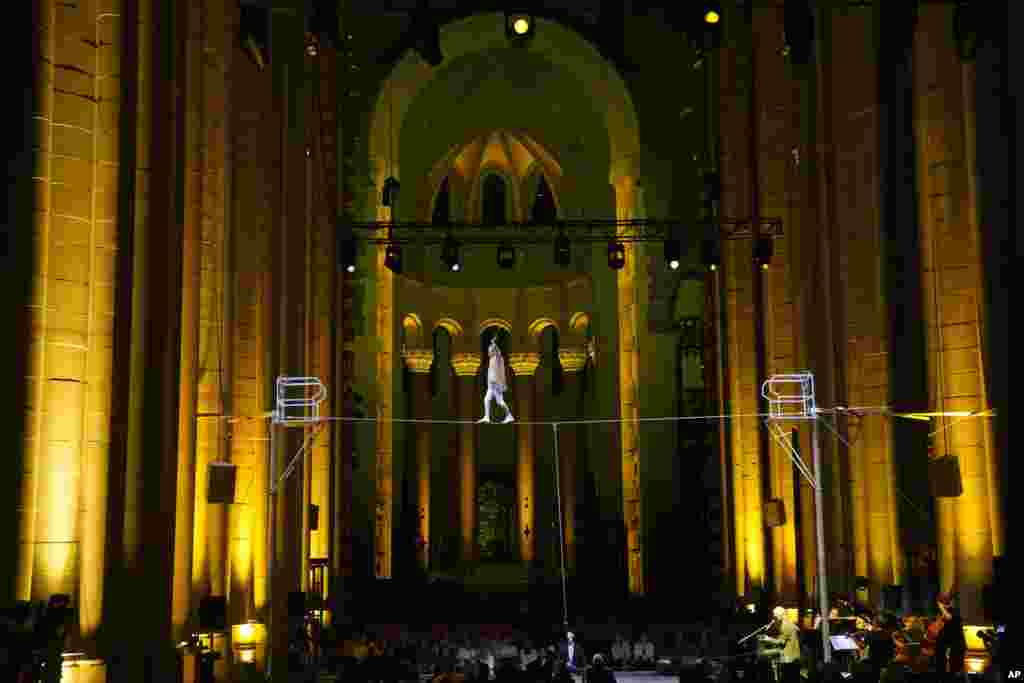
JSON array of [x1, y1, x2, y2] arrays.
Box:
[[552, 422, 568, 631], [713, 268, 733, 587], [266, 420, 277, 678], [812, 416, 830, 663]]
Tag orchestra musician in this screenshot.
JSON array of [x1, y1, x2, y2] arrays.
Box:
[[759, 607, 802, 683], [932, 593, 966, 678]]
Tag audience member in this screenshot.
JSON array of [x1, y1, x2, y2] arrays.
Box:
[[588, 654, 617, 683], [632, 633, 654, 668], [610, 635, 629, 668]]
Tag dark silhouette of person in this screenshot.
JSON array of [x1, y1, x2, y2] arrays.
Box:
[[588, 655, 617, 683]]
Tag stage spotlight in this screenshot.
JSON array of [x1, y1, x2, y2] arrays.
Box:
[[554, 232, 571, 267], [382, 177, 400, 207], [497, 244, 516, 269], [339, 235, 356, 273], [608, 241, 626, 270], [665, 238, 681, 270], [385, 243, 402, 274], [754, 236, 773, 270], [703, 4, 722, 25], [702, 238, 720, 272], [506, 11, 535, 44], [442, 235, 461, 272]]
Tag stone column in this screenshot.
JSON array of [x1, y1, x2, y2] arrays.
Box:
[[403, 348, 434, 572], [557, 347, 587, 573], [452, 352, 481, 563], [913, 4, 997, 619], [508, 352, 540, 564]]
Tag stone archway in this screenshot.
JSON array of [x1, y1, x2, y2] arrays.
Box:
[[367, 13, 641, 195], [365, 12, 646, 591]]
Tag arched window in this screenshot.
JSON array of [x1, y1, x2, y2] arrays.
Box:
[[530, 173, 557, 223], [432, 176, 451, 225], [482, 174, 507, 225]]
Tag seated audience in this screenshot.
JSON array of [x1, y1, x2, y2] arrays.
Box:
[[633, 633, 655, 668], [610, 635, 629, 668]]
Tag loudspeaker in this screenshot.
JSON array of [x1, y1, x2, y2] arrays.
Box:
[[764, 499, 786, 527], [207, 463, 237, 504], [198, 596, 227, 631], [309, 504, 319, 531], [928, 455, 963, 497], [288, 591, 306, 618]]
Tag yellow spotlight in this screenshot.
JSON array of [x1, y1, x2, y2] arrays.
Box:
[[513, 17, 530, 35], [240, 648, 256, 664], [704, 11, 721, 24]]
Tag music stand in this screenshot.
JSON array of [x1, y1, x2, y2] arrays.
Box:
[[829, 636, 859, 673]]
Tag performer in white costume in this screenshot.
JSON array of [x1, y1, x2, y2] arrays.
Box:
[[478, 335, 514, 423]]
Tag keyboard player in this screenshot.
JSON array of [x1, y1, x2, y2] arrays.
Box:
[[760, 606, 802, 683]]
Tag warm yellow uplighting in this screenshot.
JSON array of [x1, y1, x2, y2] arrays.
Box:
[[232, 620, 266, 648], [704, 11, 721, 24], [60, 658, 105, 683], [240, 648, 256, 663], [965, 655, 987, 674], [513, 17, 530, 35]]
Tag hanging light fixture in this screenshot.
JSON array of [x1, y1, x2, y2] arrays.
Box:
[[702, 238, 720, 272], [665, 237, 681, 270], [497, 244, 516, 269], [442, 234, 461, 272], [607, 241, 626, 270], [385, 243, 402, 274], [382, 78, 400, 207], [338, 230, 356, 273], [754, 236, 773, 270], [505, 10, 535, 44], [554, 231, 571, 267]]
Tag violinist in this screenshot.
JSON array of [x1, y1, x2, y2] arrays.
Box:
[[862, 613, 899, 681], [932, 593, 966, 679]]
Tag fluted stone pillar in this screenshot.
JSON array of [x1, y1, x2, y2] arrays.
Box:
[[452, 352, 481, 563], [403, 348, 433, 571], [557, 347, 587, 573], [509, 352, 540, 564]]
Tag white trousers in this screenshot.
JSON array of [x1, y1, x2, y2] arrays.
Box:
[[482, 386, 511, 419]]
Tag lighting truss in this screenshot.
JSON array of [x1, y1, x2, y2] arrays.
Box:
[[346, 218, 784, 245]]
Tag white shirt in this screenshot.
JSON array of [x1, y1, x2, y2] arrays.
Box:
[[487, 343, 507, 391], [568, 642, 576, 663]]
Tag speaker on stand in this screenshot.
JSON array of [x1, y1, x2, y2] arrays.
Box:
[[207, 463, 237, 504]]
